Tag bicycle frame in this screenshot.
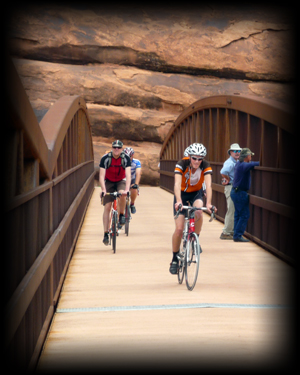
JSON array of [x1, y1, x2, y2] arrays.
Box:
[[109, 197, 118, 236], [111, 194, 119, 224], [101, 191, 130, 252], [182, 208, 197, 261], [102, 191, 123, 253], [181, 209, 194, 252], [175, 204, 215, 290]]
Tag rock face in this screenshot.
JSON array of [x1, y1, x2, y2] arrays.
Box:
[[7, 4, 294, 185], [93, 137, 161, 186]]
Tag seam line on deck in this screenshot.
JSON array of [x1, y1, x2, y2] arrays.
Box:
[[56, 303, 289, 313]]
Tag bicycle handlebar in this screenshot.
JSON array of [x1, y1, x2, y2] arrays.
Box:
[[101, 191, 130, 199], [174, 204, 216, 221]]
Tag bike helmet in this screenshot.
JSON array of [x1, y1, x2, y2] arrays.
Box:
[[124, 147, 135, 157], [184, 146, 192, 157], [112, 140, 123, 148], [188, 143, 207, 157]]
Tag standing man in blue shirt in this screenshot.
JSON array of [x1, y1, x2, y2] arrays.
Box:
[[220, 143, 241, 240], [231, 148, 260, 242]]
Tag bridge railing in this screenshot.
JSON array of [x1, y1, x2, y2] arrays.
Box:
[[160, 94, 295, 265], [5, 56, 95, 371]]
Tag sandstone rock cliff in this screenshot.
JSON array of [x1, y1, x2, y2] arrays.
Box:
[[7, 4, 294, 185]]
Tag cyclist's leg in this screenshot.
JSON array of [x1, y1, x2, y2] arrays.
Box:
[[172, 213, 185, 253], [130, 178, 137, 202], [130, 188, 138, 203], [192, 190, 204, 235], [170, 195, 185, 274], [116, 180, 126, 224], [102, 201, 112, 245], [102, 181, 115, 232], [103, 202, 113, 232]]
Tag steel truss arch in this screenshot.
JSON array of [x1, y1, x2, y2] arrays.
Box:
[[160, 94, 295, 264], [5, 55, 95, 372]]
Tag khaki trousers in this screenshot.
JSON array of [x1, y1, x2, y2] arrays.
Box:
[[222, 184, 235, 235]]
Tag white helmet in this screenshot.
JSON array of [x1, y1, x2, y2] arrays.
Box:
[[183, 146, 192, 157], [124, 147, 134, 157], [188, 143, 207, 157]]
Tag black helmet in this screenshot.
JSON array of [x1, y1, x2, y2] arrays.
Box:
[[112, 140, 123, 148]]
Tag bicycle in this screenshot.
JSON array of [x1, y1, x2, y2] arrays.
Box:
[[102, 191, 128, 253], [174, 204, 216, 290], [124, 193, 131, 236], [124, 184, 139, 236]]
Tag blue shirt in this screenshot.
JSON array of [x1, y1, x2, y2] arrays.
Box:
[[131, 158, 141, 181], [233, 161, 260, 191], [220, 156, 237, 183]]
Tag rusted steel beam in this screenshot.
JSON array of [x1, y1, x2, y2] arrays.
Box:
[[40, 95, 93, 177], [159, 94, 295, 264], [6, 54, 50, 180], [5, 51, 96, 371], [5, 168, 95, 346], [160, 94, 294, 160]]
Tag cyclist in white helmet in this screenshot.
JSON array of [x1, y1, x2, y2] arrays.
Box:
[[170, 143, 217, 274], [124, 147, 142, 214]]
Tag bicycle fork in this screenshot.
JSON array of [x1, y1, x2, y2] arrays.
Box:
[[109, 201, 119, 239], [177, 217, 190, 263]]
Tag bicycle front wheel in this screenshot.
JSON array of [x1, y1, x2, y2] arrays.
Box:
[[125, 201, 130, 236], [185, 233, 200, 290], [112, 211, 118, 253], [177, 249, 185, 284]]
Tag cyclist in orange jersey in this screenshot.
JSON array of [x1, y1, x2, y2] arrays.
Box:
[[170, 143, 217, 274]]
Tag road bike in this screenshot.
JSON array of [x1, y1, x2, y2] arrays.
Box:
[[102, 192, 128, 253], [174, 204, 216, 290], [124, 193, 131, 236], [124, 184, 139, 236]]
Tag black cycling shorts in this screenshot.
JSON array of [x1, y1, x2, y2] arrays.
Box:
[[103, 180, 126, 205], [173, 189, 204, 216]]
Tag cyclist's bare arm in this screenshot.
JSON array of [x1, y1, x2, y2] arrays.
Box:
[[174, 173, 183, 211], [203, 174, 215, 213], [99, 167, 106, 196], [135, 167, 142, 186], [124, 166, 131, 194]]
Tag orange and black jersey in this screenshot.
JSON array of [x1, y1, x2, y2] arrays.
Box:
[[174, 158, 212, 193]]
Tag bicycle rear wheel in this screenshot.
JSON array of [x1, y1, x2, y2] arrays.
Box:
[[111, 211, 118, 253], [125, 201, 130, 236], [185, 233, 200, 290]]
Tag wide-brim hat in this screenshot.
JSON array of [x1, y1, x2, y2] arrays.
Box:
[[228, 143, 241, 155]]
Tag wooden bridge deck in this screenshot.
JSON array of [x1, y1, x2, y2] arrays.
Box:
[[36, 187, 294, 372]]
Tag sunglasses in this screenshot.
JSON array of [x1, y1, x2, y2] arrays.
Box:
[[191, 156, 203, 161], [113, 147, 122, 150], [232, 150, 241, 153]]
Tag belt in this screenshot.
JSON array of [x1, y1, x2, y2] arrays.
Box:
[[233, 186, 248, 192]]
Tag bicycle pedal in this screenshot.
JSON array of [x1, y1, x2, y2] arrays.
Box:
[[177, 252, 185, 261]]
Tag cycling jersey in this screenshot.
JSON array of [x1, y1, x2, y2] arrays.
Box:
[[174, 158, 212, 193], [130, 158, 141, 182], [100, 152, 131, 182]]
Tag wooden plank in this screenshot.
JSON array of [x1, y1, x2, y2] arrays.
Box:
[[37, 187, 294, 371]]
